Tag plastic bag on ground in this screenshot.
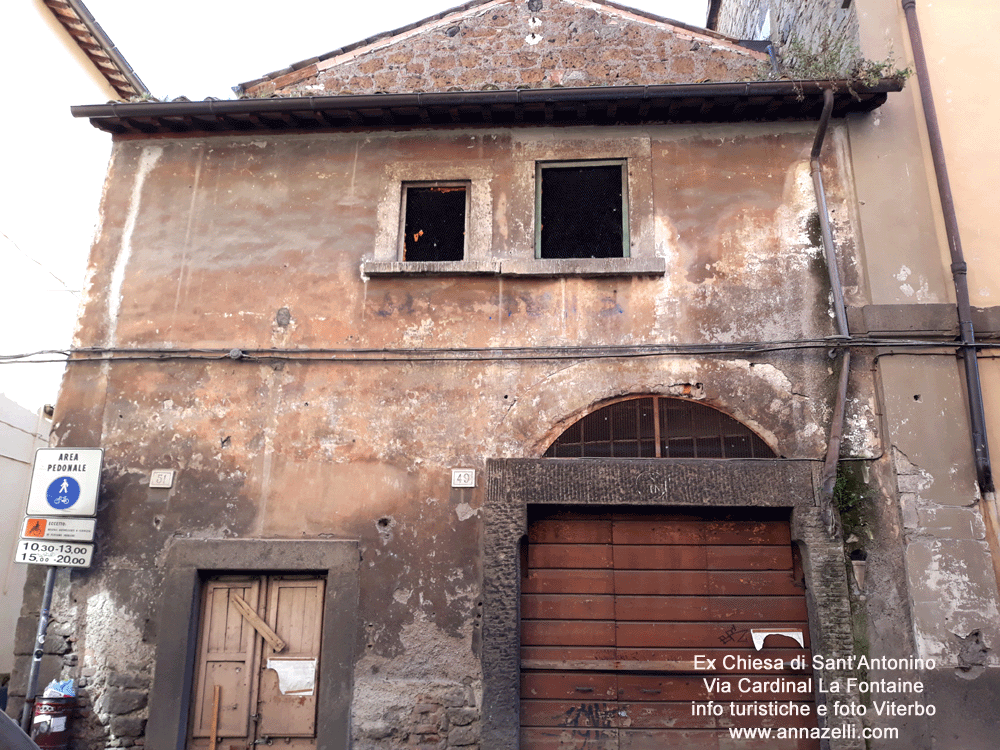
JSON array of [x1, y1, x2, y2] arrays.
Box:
[[41, 679, 75, 698]]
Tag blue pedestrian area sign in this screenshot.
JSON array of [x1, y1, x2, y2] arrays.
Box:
[[25, 448, 103, 517], [46, 476, 81, 510]]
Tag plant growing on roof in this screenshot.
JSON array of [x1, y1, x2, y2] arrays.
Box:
[[758, 28, 910, 95]]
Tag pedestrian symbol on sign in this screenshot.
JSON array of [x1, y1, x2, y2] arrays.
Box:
[[46, 476, 81, 510]]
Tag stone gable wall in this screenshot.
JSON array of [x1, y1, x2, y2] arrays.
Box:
[[249, 0, 764, 96]]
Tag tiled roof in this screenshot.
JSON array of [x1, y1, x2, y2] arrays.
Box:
[[42, 0, 148, 100]]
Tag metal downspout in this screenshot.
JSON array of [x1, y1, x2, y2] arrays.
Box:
[[812, 88, 853, 536], [901, 0, 1000, 595], [901, 0, 993, 495]]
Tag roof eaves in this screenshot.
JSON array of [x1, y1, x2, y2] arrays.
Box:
[[43, 0, 150, 100], [72, 80, 903, 136]]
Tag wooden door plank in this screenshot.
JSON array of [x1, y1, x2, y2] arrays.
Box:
[[616, 622, 811, 649], [231, 593, 286, 653], [616, 674, 718, 701], [523, 568, 615, 594], [222, 586, 249, 654], [615, 596, 808, 622], [522, 594, 616, 620], [521, 672, 618, 701], [521, 646, 618, 663], [706, 546, 792, 570], [521, 658, 699, 672], [257, 577, 324, 739], [707, 571, 803, 596], [529, 518, 613, 544], [530, 543, 614, 569], [618, 674, 813, 702], [717, 734, 821, 750], [614, 569, 709, 595], [522, 620, 616, 647], [191, 579, 259, 740], [615, 545, 791, 570], [613, 545, 708, 570], [612, 648, 812, 674], [520, 726, 619, 750], [618, 727, 722, 749], [617, 727, 820, 749], [619, 701, 819, 729], [707, 545, 792, 571], [614, 570, 802, 596], [613, 520, 790, 546], [521, 699, 622, 728]]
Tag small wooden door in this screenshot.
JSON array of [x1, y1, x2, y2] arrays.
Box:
[[520, 507, 819, 749], [188, 575, 325, 750]]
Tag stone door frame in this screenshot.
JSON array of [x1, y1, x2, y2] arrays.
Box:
[[145, 539, 358, 750], [481, 458, 865, 750]]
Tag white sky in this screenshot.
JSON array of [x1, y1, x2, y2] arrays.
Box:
[[85, 0, 710, 100]]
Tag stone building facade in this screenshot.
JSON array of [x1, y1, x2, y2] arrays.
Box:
[[14, 0, 996, 748]]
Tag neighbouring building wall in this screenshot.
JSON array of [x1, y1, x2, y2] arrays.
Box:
[[853, 0, 1000, 676], [0, 396, 51, 679], [879, 0, 1000, 306], [11, 118, 884, 747], [714, 0, 1000, 746], [712, 0, 858, 53]]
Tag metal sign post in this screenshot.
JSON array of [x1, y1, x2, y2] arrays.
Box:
[[15, 448, 103, 732], [19, 566, 56, 732]]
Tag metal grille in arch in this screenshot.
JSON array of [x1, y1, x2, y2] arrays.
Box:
[[544, 396, 776, 459]]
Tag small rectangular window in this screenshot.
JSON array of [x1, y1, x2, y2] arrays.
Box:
[[401, 182, 468, 262], [535, 160, 629, 259]]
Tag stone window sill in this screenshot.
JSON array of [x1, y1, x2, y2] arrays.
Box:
[[362, 257, 666, 277]]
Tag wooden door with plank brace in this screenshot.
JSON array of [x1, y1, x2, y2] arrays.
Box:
[[187, 575, 325, 750]]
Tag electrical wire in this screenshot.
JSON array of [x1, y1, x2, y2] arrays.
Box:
[[2, 336, 998, 366]]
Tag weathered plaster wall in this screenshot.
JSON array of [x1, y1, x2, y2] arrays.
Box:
[[891, 0, 1000, 307], [246, 0, 765, 96], [849, 0, 951, 307], [13, 121, 877, 747], [0, 397, 50, 679], [878, 356, 1000, 664]]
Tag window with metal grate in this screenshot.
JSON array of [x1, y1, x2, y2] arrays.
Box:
[[544, 396, 775, 458], [401, 182, 469, 262], [535, 160, 629, 259]]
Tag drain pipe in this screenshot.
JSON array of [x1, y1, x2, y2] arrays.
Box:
[[901, 0, 993, 495], [811, 88, 853, 536], [901, 1, 1000, 594]]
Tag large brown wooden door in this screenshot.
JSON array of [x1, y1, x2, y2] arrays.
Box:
[[188, 575, 325, 750], [520, 507, 819, 749]]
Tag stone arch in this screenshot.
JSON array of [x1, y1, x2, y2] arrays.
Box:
[[482, 357, 863, 748], [496, 356, 828, 460]]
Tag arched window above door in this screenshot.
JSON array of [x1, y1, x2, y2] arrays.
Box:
[[544, 396, 776, 459]]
